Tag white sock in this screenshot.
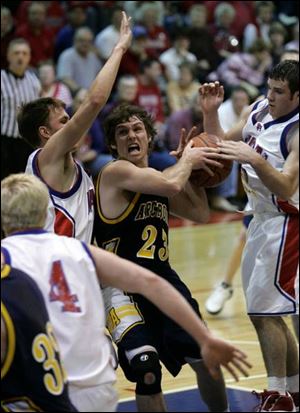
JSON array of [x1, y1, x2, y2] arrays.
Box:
[[286, 374, 299, 393], [268, 376, 286, 395]]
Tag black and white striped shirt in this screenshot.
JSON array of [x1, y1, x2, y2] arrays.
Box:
[[1, 69, 41, 138]]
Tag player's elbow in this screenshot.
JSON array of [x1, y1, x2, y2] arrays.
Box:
[[166, 182, 183, 197]]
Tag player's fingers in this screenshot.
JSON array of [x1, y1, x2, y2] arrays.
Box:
[[205, 160, 224, 168], [202, 166, 215, 176], [223, 363, 240, 382]]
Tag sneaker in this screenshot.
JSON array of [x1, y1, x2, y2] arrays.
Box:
[[291, 393, 299, 411], [254, 390, 296, 412], [205, 282, 233, 315]]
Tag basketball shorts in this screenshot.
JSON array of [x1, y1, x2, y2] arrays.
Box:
[[117, 266, 204, 379], [69, 382, 118, 412], [242, 212, 299, 315]]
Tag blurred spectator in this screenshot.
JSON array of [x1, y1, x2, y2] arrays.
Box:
[[67, 88, 113, 177], [1, 7, 15, 69], [163, 1, 186, 37], [208, 39, 272, 99], [95, 6, 123, 61], [57, 27, 102, 94], [284, 20, 299, 51], [186, 4, 220, 83], [15, 1, 66, 35], [166, 62, 200, 114], [164, 93, 204, 152], [136, 2, 170, 59], [135, 58, 165, 125], [203, 1, 256, 41], [124, 1, 165, 25], [1, 38, 41, 179], [15, 2, 55, 68], [38, 61, 72, 107], [210, 2, 240, 60], [119, 25, 149, 76], [159, 30, 197, 81], [54, 3, 87, 62], [208, 87, 250, 212], [243, 1, 275, 51], [268, 21, 288, 65]]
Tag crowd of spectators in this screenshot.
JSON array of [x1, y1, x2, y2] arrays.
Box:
[[1, 0, 299, 210]]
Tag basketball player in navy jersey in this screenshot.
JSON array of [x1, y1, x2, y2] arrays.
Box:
[[1, 256, 77, 412], [93, 103, 249, 412], [199, 60, 299, 412]]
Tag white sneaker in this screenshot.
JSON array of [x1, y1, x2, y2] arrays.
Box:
[[205, 283, 233, 315], [210, 196, 237, 212]]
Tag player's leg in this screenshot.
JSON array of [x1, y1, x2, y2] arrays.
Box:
[[187, 358, 228, 412]]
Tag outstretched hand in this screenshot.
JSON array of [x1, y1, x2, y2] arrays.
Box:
[[199, 81, 225, 114], [116, 11, 132, 53], [170, 126, 198, 160], [201, 335, 252, 382]]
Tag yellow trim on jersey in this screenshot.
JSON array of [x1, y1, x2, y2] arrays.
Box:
[[96, 164, 141, 224], [1, 264, 11, 279], [115, 320, 145, 344], [1, 396, 43, 412], [1, 302, 16, 380]]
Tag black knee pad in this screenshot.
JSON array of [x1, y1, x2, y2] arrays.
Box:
[[130, 351, 162, 395]]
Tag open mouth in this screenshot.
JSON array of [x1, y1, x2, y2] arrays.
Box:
[[128, 143, 140, 154]]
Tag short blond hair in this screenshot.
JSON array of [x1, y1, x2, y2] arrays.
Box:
[[1, 174, 49, 235]]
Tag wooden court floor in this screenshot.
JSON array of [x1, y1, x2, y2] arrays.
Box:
[[116, 219, 297, 402]]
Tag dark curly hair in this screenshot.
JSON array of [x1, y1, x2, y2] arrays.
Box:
[[103, 103, 157, 158], [269, 60, 299, 97]]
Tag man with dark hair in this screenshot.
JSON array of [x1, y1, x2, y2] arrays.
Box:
[[199, 59, 299, 412], [17, 12, 131, 243], [1, 37, 41, 180], [93, 103, 251, 412]]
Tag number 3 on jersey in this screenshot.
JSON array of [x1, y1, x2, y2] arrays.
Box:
[[49, 261, 81, 312]]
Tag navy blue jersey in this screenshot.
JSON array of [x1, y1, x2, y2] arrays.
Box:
[[1, 264, 77, 412], [94, 172, 170, 274]]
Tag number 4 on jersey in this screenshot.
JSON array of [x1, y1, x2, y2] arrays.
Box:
[[49, 261, 81, 312]]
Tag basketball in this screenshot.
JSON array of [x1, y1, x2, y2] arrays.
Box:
[[189, 132, 232, 188]]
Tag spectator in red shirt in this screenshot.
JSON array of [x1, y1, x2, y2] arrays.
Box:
[[137, 2, 170, 59], [136, 58, 165, 125], [15, 2, 55, 68], [15, 1, 66, 35]]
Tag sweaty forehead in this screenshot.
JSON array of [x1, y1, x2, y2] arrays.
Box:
[[268, 78, 288, 89]]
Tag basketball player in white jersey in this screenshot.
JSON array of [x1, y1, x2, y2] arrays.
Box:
[[199, 60, 299, 412], [1, 173, 252, 412], [17, 11, 131, 243]]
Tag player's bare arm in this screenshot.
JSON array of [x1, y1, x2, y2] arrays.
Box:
[[102, 141, 221, 197], [89, 244, 252, 382], [38, 12, 132, 168], [218, 128, 299, 200]]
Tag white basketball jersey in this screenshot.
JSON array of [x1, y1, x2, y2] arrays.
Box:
[[26, 150, 95, 243], [242, 99, 299, 215], [1, 231, 116, 388]]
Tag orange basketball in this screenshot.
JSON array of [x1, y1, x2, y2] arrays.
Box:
[[189, 132, 232, 188]]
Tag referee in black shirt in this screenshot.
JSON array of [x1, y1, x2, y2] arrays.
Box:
[[1, 38, 41, 180]]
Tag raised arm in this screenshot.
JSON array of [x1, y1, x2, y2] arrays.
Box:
[[89, 244, 252, 381], [40, 12, 132, 163], [199, 82, 248, 141]]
